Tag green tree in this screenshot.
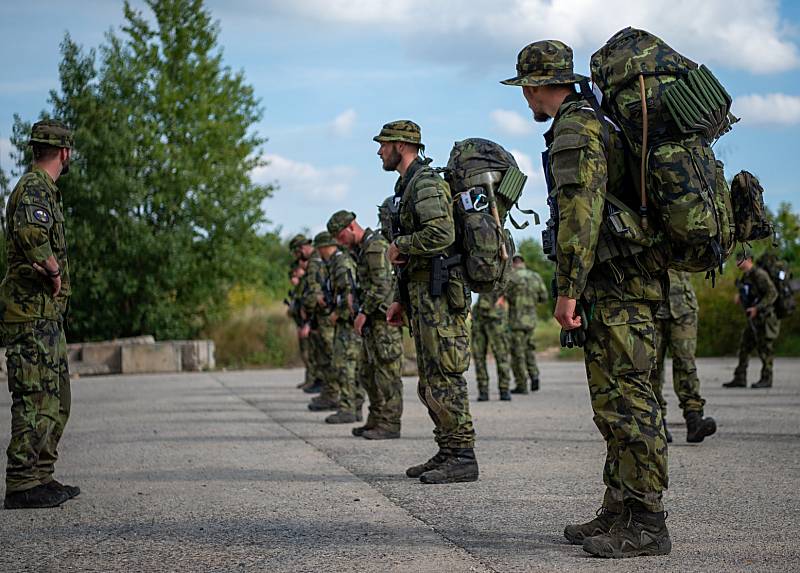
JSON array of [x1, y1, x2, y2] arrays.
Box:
[[11, 0, 273, 341]]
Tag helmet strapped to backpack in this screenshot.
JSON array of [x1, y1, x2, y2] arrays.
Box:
[[442, 138, 538, 293]]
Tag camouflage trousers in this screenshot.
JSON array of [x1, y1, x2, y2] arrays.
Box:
[[1, 319, 71, 493], [299, 333, 313, 385], [509, 328, 539, 389], [651, 313, 705, 418], [471, 317, 511, 393], [359, 319, 404, 433], [310, 323, 337, 402], [408, 279, 475, 449], [734, 314, 780, 385], [332, 321, 364, 415], [583, 301, 668, 513]]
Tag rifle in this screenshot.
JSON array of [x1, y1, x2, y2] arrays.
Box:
[[389, 195, 413, 332]]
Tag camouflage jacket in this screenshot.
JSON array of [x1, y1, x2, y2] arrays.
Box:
[[737, 266, 778, 315], [0, 166, 71, 323], [286, 280, 306, 327], [472, 292, 507, 322], [353, 228, 394, 318], [329, 248, 359, 323], [546, 94, 661, 304], [656, 270, 698, 320], [505, 267, 548, 330], [302, 252, 332, 321]]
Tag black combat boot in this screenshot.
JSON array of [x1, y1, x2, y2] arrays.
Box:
[[582, 503, 671, 558], [308, 397, 338, 411], [510, 385, 529, 395], [685, 411, 717, 443], [43, 480, 81, 499], [302, 380, 322, 394], [4, 484, 69, 509], [477, 391, 489, 401], [564, 507, 621, 545], [325, 410, 358, 424], [406, 448, 451, 478], [499, 390, 512, 401], [662, 418, 672, 443], [419, 448, 479, 484], [362, 428, 401, 440], [530, 377, 540, 392], [723, 369, 747, 388], [751, 377, 772, 389]]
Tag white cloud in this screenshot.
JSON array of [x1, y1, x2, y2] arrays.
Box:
[[733, 93, 800, 126], [510, 148, 548, 222], [0, 138, 13, 174], [330, 108, 357, 136], [253, 154, 356, 201], [490, 109, 534, 136], [262, 0, 799, 74]]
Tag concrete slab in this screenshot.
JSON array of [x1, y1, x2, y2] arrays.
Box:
[[0, 357, 798, 572], [120, 343, 182, 374]]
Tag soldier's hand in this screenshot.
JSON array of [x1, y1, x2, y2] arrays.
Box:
[[32, 262, 61, 297], [495, 296, 507, 308], [734, 294, 740, 305], [746, 306, 758, 319], [354, 313, 368, 336], [299, 324, 311, 338], [317, 294, 326, 307], [386, 302, 405, 327], [554, 296, 581, 330], [386, 242, 407, 266], [329, 311, 338, 325]]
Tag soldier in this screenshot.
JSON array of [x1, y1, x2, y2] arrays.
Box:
[[328, 210, 404, 440], [289, 234, 318, 392], [471, 292, 512, 401], [321, 230, 365, 424], [502, 42, 670, 556], [505, 254, 548, 394], [304, 232, 338, 412], [1, 120, 79, 509], [651, 270, 716, 443], [377, 120, 478, 484], [724, 253, 779, 389]]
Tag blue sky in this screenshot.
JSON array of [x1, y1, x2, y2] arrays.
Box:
[[1, 0, 798, 241]]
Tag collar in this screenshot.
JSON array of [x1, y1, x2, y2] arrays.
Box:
[[544, 91, 584, 145], [395, 157, 432, 198]]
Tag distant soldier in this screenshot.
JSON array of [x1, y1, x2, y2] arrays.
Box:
[[471, 292, 512, 401], [505, 254, 548, 394], [1, 120, 79, 509], [651, 270, 716, 443], [328, 209, 404, 439], [304, 232, 338, 412], [725, 253, 780, 389], [323, 231, 365, 424], [377, 120, 478, 484], [289, 234, 319, 393]]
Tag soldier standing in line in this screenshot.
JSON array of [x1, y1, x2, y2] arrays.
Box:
[[289, 234, 318, 392], [724, 253, 780, 389], [323, 230, 365, 424], [286, 262, 317, 392], [471, 292, 512, 401], [328, 210, 404, 440], [505, 254, 549, 395], [651, 270, 716, 443], [377, 120, 478, 484], [502, 42, 670, 557], [304, 232, 339, 412], [1, 120, 79, 509]]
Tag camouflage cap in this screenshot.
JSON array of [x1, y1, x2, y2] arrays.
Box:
[[327, 210, 356, 235], [313, 231, 338, 248], [501, 40, 588, 87], [373, 120, 425, 151], [289, 233, 311, 251], [28, 119, 74, 148]]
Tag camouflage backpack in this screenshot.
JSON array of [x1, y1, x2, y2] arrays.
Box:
[[730, 170, 773, 243], [590, 27, 740, 274], [442, 138, 536, 293], [757, 253, 796, 319]]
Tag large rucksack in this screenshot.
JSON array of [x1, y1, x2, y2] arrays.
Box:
[[590, 27, 741, 273], [442, 138, 536, 293], [757, 253, 796, 319], [730, 170, 773, 243]]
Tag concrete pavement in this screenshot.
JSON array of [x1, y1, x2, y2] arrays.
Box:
[[1, 357, 798, 572]]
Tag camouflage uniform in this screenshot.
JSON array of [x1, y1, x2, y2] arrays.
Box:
[[329, 210, 403, 434], [505, 264, 548, 392], [379, 126, 475, 451], [328, 248, 364, 416], [0, 121, 73, 495], [286, 268, 312, 386], [302, 245, 337, 406], [651, 270, 705, 418], [732, 265, 780, 386], [503, 42, 667, 514], [471, 292, 511, 395]]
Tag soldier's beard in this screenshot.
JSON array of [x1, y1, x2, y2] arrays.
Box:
[[382, 147, 401, 172], [533, 110, 550, 123], [60, 157, 70, 176]]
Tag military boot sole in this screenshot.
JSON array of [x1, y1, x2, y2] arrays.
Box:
[[751, 382, 773, 389], [419, 463, 479, 484], [722, 381, 746, 388], [582, 531, 672, 559], [4, 488, 69, 509], [687, 417, 717, 443], [362, 429, 401, 440]]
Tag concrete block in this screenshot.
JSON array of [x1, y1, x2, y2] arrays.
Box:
[[81, 344, 122, 373], [177, 339, 215, 372], [121, 343, 182, 374]]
